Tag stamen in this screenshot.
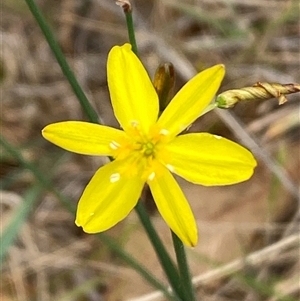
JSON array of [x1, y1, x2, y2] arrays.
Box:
[[166, 164, 175, 172], [213, 135, 222, 140], [186, 124, 192, 131], [160, 129, 169, 136], [110, 173, 120, 183], [130, 120, 139, 127], [110, 141, 120, 150], [148, 171, 155, 181], [144, 142, 154, 156]]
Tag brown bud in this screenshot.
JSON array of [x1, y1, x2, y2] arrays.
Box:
[[153, 63, 175, 112]]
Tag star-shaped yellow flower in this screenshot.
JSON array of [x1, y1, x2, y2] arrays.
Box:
[[42, 43, 256, 246]]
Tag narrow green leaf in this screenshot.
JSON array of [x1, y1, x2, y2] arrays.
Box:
[[0, 185, 42, 263]]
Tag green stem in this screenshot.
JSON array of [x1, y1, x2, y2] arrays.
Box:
[[24, 0, 98, 123], [125, 9, 138, 55], [172, 231, 197, 301], [135, 202, 185, 300]]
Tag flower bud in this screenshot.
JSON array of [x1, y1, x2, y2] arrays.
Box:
[[153, 63, 175, 112], [216, 82, 300, 109]]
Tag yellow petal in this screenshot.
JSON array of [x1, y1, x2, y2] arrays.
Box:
[[148, 166, 198, 247], [107, 44, 159, 133], [75, 159, 145, 233], [166, 133, 257, 185], [157, 65, 225, 138], [42, 121, 126, 155]]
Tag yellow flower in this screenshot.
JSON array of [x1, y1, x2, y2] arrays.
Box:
[[42, 43, 256, 247]]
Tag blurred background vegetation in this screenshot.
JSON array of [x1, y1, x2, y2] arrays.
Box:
[[1, 0, 299, 300]]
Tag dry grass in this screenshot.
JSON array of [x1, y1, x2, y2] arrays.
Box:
[[1, 0, 299, 300]]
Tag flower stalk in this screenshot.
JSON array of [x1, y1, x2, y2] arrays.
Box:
[[172, 231, 197, 301], [117, 0, 138, 55], [135, 202, 185, 300], [216, 82, 300, 109]]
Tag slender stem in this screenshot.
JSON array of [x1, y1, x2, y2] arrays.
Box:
[[24, 0, 99, 123], [125, 9, 138, 55], [171, 231, 197, 301], [135, 202, 186, 300]]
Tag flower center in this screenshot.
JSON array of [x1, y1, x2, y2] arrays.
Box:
[[129, 126, 161, 161], [109, 122, 171, 179], [140, 141, 155, 157]]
